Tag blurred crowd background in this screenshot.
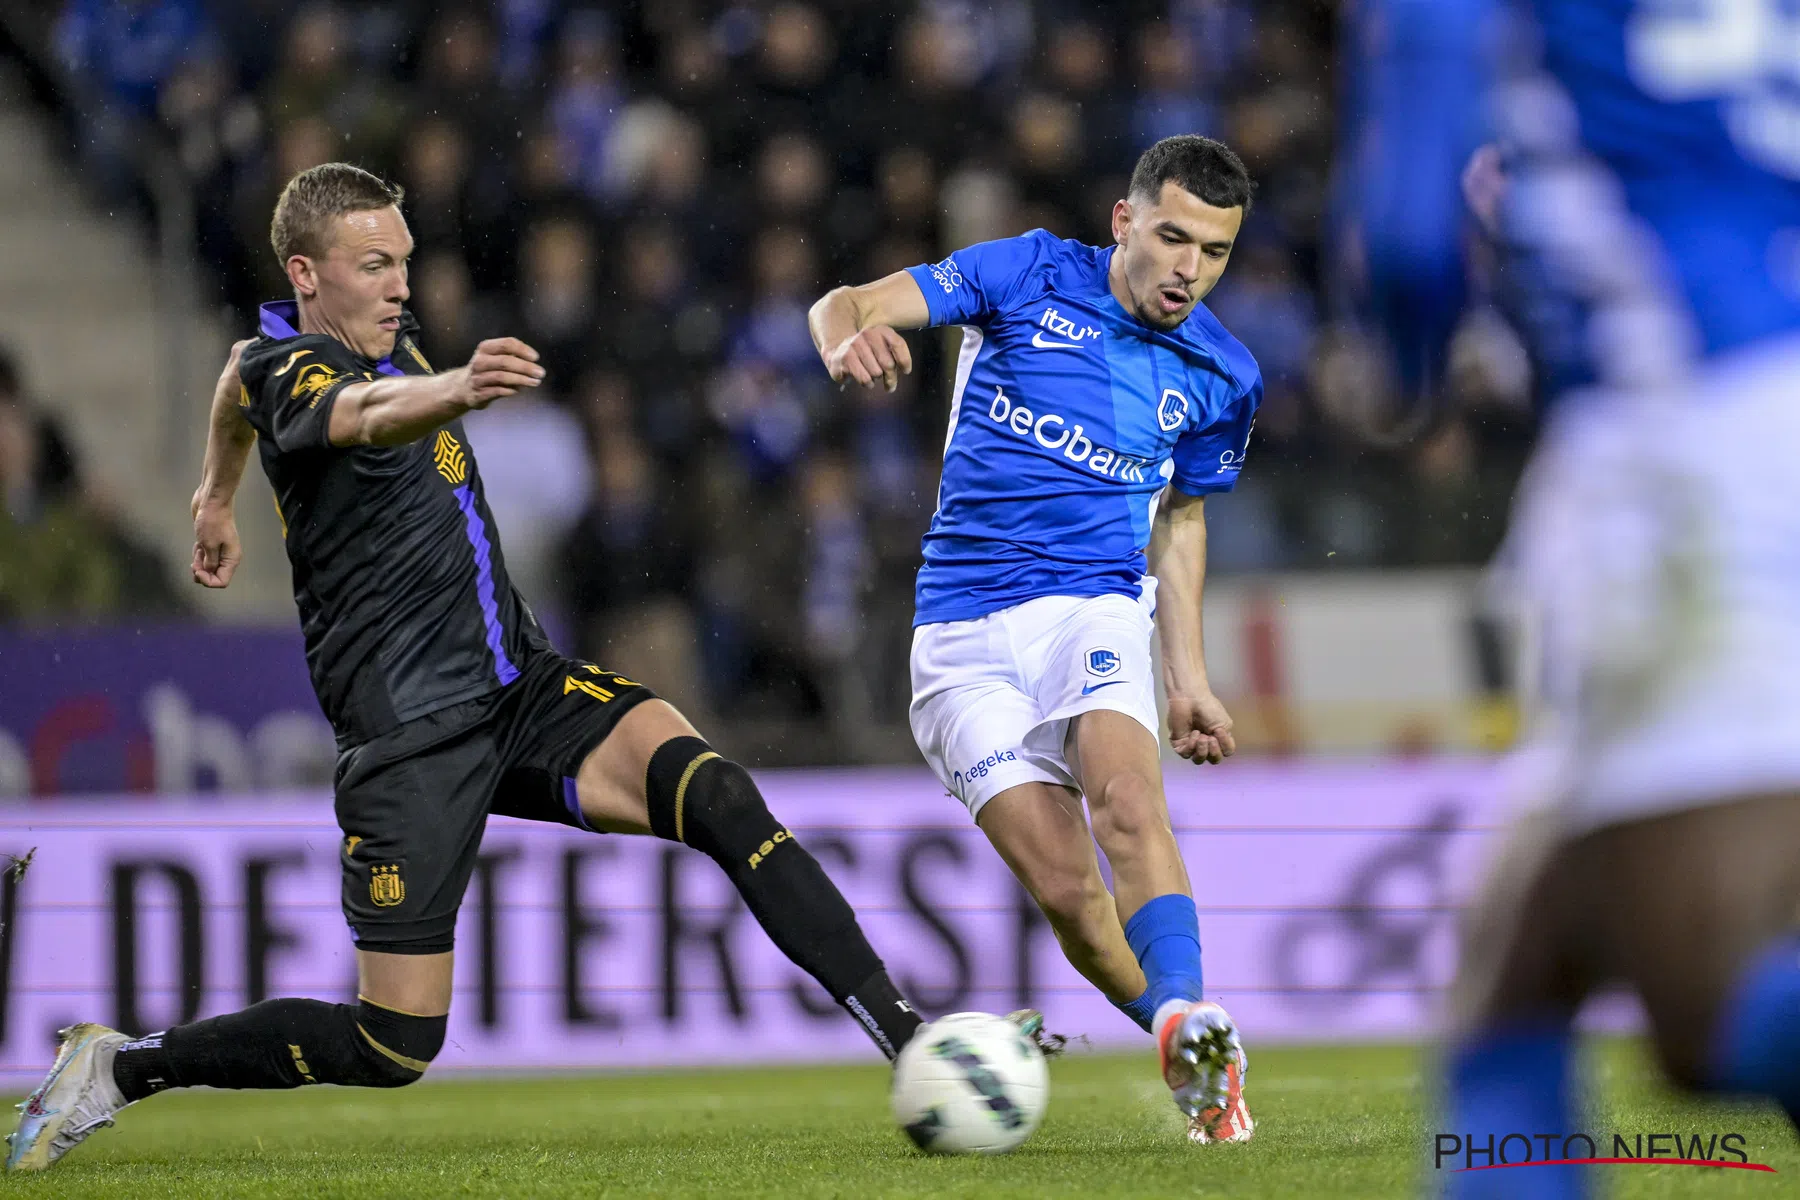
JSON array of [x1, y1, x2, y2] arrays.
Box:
[[0, 0, 1538, 766]]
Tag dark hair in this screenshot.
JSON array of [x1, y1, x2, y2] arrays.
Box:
[[1128, 135, 1255, 214], [270, 162, 406, 263]]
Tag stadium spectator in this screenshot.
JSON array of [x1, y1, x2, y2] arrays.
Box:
[[515, 214, 601, 387], [0, 347, 186, 623], [558, 428, 705, 718], [55, 0, 212, 118], [261, 4, 402, 166], [410, 249, 499, 370]]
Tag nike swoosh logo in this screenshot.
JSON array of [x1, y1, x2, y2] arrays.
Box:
[[272, 350, 311, 377], [1081, 680, 1127, 695], [1031, 331, 1086, 350]]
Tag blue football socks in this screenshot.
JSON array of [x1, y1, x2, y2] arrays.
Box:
[[1440, 1021, 1584, 1199], [1123, 893, 1205, 1021], [1113, 988, 1158, 1032], [1714, 934, 1800, 1117]]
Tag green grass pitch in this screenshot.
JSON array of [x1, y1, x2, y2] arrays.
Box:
[[3, 1041, 1793, 1197]]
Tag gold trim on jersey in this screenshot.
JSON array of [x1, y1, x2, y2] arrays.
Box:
[[432, 430, 467, 484]]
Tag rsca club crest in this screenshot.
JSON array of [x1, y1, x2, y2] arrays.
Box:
[[1157, 389, 1189, 432], [1087, 648, 1121, 677], [370, 863, 406, 908]]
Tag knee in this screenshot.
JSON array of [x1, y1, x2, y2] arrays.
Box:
[[1091, 772, 1164, 845], [646, 736, 774, 854], [1025, 863, 1111, 930], [353, 998, 447, 1088]]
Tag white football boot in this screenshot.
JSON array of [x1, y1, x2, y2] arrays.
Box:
[[1004, 1009, 1068, 1057], [1155, 1000, 1254, 1144], [7, 1023, 132, 1171]]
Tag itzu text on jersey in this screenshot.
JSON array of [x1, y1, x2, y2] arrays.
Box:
[[905, 229, 1262, 626]]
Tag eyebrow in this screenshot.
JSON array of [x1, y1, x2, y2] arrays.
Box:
[[1156, 221, 1234, 252]]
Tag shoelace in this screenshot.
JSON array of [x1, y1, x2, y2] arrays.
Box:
[[50, 1111, 115, 1152], [46, 1081, 121, 1154]]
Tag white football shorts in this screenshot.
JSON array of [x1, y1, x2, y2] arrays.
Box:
[[909, 587, 1160, 819], [1502, 331, 1800, 828]]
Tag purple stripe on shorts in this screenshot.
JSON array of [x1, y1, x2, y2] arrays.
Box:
[[452, 484, 521, 686], [561, 776, 593, 831]]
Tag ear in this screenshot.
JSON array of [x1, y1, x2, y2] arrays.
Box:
[[286, 254, 318, 299], [1111, 198, 1132, 246]]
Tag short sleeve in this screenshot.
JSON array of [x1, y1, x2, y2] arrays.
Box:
[[904, 231, 1054, 327], [238, 335, 367, 453], [1170, 375, 1262, 496]]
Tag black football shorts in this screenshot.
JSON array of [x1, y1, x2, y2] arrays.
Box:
[[332, 650, 656, 952]]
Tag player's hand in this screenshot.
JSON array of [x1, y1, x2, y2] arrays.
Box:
[[1168, 691, 1236, 765], [191, 502, 242, 589], [460, 337, 546, 407], [825, 326, 912, 392]]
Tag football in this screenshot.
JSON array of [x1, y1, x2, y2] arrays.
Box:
[[891, 1012, 1050, 1155]]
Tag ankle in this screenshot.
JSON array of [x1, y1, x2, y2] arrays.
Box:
[[1152, 998, 1191, 1036]]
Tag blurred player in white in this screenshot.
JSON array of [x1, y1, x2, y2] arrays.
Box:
[[810, 135, 1261, 1143], [1348, 1, 1800, 1195]]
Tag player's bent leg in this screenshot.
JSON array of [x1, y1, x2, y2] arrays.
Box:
[[359, 948, 455, 1018], [7, 951, 451, 1171], [563, 696, 697, 833], [1438, 814, 1592, 1199], [1575, 794, 1800, 1122], [1065, 708, 1252, 1141], [976, 781, 1145, 1005], [1068, 709, 1190, 918], [570, 700, 925, 1060], [1068, 711, 1204, 1021]]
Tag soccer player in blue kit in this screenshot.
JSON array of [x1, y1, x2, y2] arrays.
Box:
[[1345, 1, 1800, 1195], [810, 135, 1259, 1143]]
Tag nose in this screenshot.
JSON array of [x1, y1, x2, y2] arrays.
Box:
[[391, 265, 410, 305]]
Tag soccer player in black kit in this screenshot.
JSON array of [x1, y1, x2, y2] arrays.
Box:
[[6, 163, 932, 1170]]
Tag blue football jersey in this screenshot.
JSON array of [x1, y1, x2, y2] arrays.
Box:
[[1351, 0, 1800, 391], [1529, 0, 1800, 358], [904, 230, 1262, 627]]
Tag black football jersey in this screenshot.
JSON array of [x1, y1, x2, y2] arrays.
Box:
[[238, 301, 547, 744]]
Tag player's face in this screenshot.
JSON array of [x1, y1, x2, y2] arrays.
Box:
[[299, 206, 414, 359], [1110, 182, 1242, 331]]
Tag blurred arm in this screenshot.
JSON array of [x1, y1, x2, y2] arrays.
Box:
[[1150, 489, 1235, 764], [1344, 0, 1494, 393], [808, 271, 930, 391]]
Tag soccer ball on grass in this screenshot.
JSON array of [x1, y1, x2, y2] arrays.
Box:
[[890, 1012, 1049, 1155]]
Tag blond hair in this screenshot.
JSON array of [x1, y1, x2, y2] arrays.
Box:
[[270, 162, 405, 263]]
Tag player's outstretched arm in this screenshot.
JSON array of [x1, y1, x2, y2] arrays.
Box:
[[327, 337, 544, 447], [1150, 489, 1235, 765], [191, 339, 257, 588], [808, 271, 929, 392]]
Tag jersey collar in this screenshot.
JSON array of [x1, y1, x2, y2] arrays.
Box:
[[256, 300, 407, 377], [258, 300, 301, 339]]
